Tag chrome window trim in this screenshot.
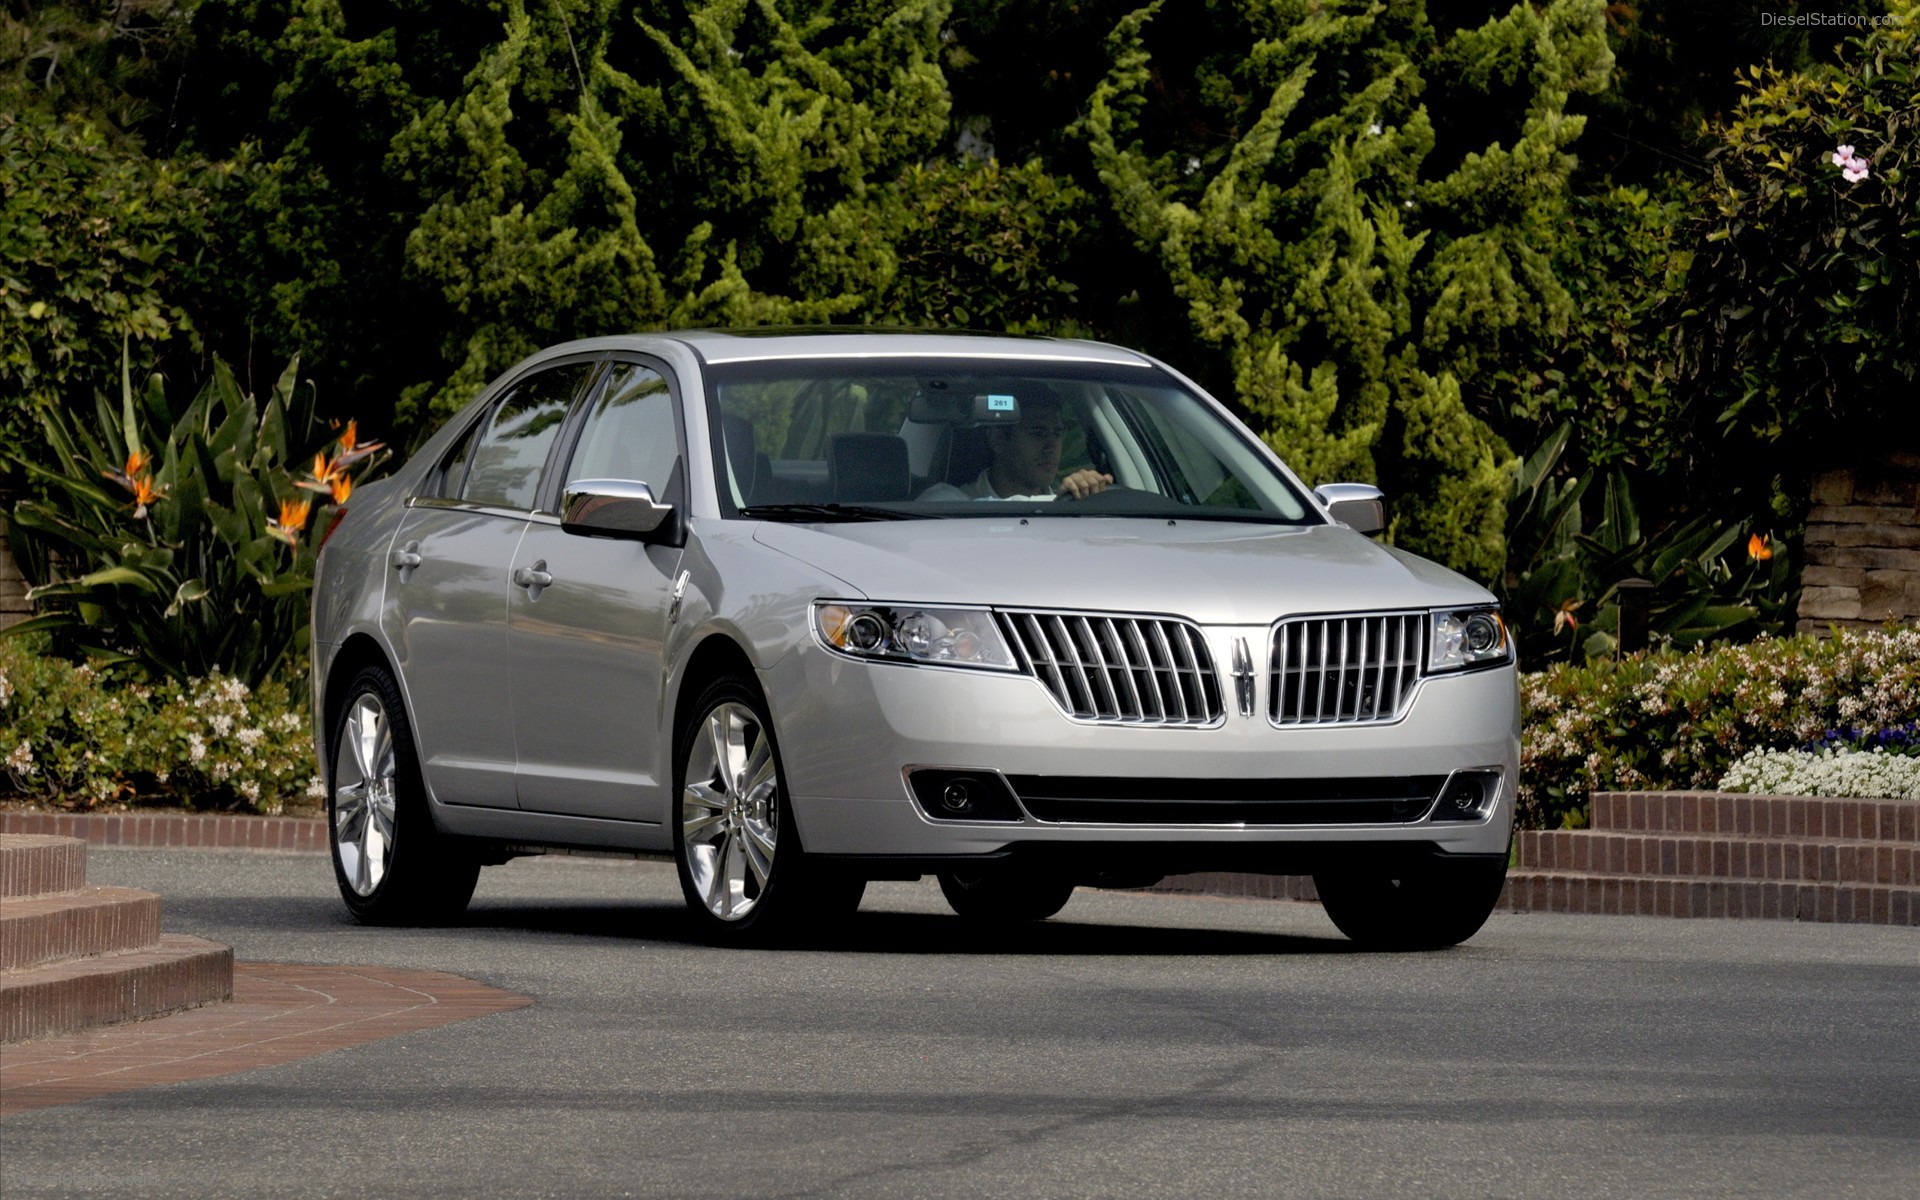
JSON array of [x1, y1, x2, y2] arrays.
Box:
[[405, 496, 542, 524], [694, 348, 1155, 366]]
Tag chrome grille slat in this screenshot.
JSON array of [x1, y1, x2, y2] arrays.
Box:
[[1269, 611, 1425, 726], [1000, 609, 1222, 726]]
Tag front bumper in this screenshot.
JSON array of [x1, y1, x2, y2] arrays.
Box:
[[761, 629, 1519, 865]]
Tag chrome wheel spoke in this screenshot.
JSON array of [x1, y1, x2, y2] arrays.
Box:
[[743, 738, 774, 799], [741, 821, 774, 888]]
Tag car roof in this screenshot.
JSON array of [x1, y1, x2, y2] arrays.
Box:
[[659, 328, 1156, 368]]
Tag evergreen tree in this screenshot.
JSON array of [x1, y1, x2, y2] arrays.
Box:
[[1081, 0, 1611, 580]]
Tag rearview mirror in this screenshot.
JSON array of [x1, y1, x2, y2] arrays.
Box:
[[907, 390, 1024, 426], [562, 479, 677, 542], [1312, 483, 1386, 537]]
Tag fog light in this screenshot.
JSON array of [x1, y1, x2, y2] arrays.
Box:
[[906, 769, 1024, 823], [1430, 769, 1501, 822], [941, 781, 976, 814]]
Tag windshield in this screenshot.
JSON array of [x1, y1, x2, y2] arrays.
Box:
[[706, 357, 1317, 524]]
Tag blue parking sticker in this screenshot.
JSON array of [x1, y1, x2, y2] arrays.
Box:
[[987, 394, 1016, 411]]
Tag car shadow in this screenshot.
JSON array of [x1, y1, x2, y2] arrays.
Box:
[[455, 899, 1357, 956]]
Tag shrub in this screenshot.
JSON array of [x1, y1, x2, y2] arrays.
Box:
[[1680, 4, 1918, 496], [1718, 747, 1920, 800], [1520, 625, 1920, 827], [0, 106, 220, 459], [4, 354, 384, 687], [0, 637, 320, 813]]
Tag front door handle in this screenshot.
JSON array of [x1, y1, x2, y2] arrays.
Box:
[[390, 542, 422, 575], [513, 561, 553, 598]]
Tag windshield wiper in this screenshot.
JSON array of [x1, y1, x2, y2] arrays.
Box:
[[738, 503, 925, 523]]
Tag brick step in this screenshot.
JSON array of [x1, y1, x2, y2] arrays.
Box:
[[0, 887, 165, 971], [0, 835, 88, 897], [1517, 830, 1917, 886], [1500, 871, 1918, 925], [1590, 791, 1920, 843], [0, 935, 234, 1043]]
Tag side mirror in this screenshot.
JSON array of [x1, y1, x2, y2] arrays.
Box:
[[561, 479, 677, 542], [1312, 482, 1386, 537]]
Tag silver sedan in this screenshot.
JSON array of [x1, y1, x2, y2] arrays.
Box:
[[311, 331, 1518, 946]]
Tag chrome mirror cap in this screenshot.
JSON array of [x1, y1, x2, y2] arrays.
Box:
[[562, 478, 675, 541], [1312, 482, 1387, 536]]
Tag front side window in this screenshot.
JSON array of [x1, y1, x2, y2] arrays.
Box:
[[462, 362, 594, 510], [706, 358, 1315, 523], [564, 361, 682, 501]]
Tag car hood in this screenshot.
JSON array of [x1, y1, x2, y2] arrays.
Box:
[[751, 518, 1493, 624]]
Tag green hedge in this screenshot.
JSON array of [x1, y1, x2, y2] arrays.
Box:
[[0, 638, 317, 813], [1520, 626, 1920, 828]]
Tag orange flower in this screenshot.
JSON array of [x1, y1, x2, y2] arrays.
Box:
[[328, 474, 352, 505], [313, 452, 336, 482], [124, 448, 149, 478], [1552, 598, 1582, 636], [1747, 533, 1773, 562], [269, 497, 313, 546], [128, 474, 162, 518], [333, 419, 385, 467]]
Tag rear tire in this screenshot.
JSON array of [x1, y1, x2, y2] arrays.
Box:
[[673, 673, 863, 943], [937, 870, 1075, 923], [327, 664, 480, 926], [1313, 854, 1507, 950]]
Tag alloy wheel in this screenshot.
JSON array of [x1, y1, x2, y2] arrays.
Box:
[[333, 693, 399, 897], [680, 701, 780, 921]]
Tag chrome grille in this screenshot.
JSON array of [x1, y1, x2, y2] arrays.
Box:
[[1270, 611, 1425, 725], [998, 610, 1223, 725]]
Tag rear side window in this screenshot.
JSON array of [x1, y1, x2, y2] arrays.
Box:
[[461, 363, 594, 510]]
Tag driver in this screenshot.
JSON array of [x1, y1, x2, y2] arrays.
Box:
[[922, 393, 1113, 501]]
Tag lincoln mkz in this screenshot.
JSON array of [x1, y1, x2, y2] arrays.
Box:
[[311, 331, 1518, 946]]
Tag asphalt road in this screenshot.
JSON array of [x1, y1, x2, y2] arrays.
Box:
[[3, 848, 1916, 1199]]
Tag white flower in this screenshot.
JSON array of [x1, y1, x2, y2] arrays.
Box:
[[238, 780, 260, 803], [237, 727, 264, 748], [210, 714, 233, 737], [1183, 156, 1202, 176], [0, 669, 11, 707], [1367, 121, 1383, 136], [187, 733, 206, 764], [305, 777, 327, 801], [5, 740, 32, 775], [1719, 747, 1920, 800]]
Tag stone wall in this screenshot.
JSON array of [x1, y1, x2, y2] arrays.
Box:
[[1799, 452, 1920, 634]]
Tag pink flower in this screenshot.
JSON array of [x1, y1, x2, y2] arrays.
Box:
[[1831, 144, 1857, 167], [1844, 159, 1871, 183]]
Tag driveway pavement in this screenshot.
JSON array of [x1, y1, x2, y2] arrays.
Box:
[[2, 847, 1916, 1198]]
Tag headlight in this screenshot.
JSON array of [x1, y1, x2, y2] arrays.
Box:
[[811, 602, 1019, 671], [1428, 607, 1511, 673]]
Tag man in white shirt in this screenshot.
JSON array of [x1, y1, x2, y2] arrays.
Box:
[[925, 394, 1114, 502]]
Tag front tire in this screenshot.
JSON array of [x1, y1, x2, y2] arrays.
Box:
[[937, 870, 1075, 923], [673, 674, 863, 942], [327, 665, 480, 926], [1313, 854, 1507, 950]]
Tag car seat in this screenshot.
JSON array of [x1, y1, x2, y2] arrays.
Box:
[[828, 433, 911, 503]]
